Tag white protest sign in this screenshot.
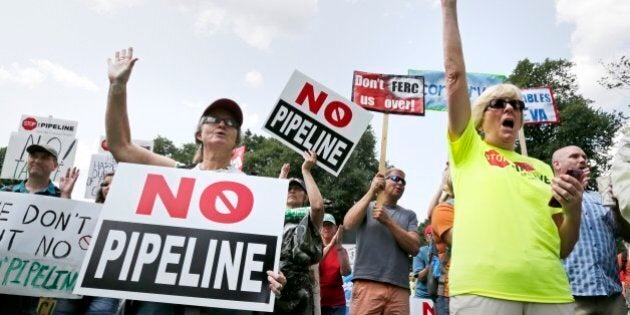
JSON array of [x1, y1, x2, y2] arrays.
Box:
[[521, 86, 559, 125], [0, 192, 101, 298], [410, 296, 435, 315], [263, 70, 373, 176], [19, 115, 78, 138], [1, 132, 78, 183], [84, 153, 118, 200], [75, 163, 287, 312]]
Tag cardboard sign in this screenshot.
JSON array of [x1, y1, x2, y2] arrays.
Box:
[[75, 163, 287, 312], [521, 86, 559, 125], [1, 132, 78, 183], [410, 296, 435, 315], [230, 146, 246, 171], [19, 115, 78, 139], [352, 71, 425, 116], [84, 153, 118, 200], [0, 192, 101, 298], [263, 70, 373, 176], [407, 70, 507, 111]]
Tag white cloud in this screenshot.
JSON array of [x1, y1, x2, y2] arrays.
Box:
[[244, 70, 264, 88], [80, 0, 143, 14], [186, 0, 319, 50], [555, 0, 630, 111], [0, 60, 98, 91]]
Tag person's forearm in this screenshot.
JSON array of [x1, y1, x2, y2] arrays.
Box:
[[417, 266, 429, 282], [558, 212, 581, 258], [344, 189, 375, 230], [385, 220, 420, 255], [338, 248, 351, 276], [303, 168, 324, 227], [442, 0, 471, 137], [106, 82, 133, 161]]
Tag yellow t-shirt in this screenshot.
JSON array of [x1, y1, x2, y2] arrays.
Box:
[[447, 119, 573, 303]]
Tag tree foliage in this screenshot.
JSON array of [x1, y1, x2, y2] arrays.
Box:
[[508, 58, 626, 185], [599, 55, 630, 89], [152, 135, 197, 164]]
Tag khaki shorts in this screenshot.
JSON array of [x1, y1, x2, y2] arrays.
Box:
[[450, 295, 574, 315], [350, 280, 409, 315]]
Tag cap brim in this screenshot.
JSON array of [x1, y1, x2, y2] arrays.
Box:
[[26, 144, 58, 159], [201, 98, 243, 126]]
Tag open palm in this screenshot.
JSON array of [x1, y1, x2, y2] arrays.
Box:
[[108, 48, 138, 84]]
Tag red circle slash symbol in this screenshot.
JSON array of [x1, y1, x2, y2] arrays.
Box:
[[199, 181, 254, 223], [22, 117, 38, 131], [79, 235, 92, 250]]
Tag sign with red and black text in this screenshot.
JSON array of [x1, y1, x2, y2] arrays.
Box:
[[352, 71, 425, 116], [263, 70, 373, 176], [74, 163, 287, 312], [521, 86, 559, 125], [0, 192, 100, 298]]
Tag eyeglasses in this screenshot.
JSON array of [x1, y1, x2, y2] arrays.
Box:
[[486, 99, 526, 112], [200, 115, 240, 128], [100, 182, 111, 187], [386, 175, 406, 186]]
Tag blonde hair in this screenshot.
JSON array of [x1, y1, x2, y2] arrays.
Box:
[[471, 83, 523, 135]]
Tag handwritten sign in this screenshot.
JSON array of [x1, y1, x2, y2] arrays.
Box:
[[84, 154, 118, 200], [0, 192, 101, 298], [352, 71, 425, 115]]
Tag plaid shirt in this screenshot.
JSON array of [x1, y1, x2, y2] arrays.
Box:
[[563, 191, 622, 296]]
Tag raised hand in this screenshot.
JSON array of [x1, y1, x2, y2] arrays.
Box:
[[60, 167, 80, 199], [108, 47, 139, 84], [370, 173, 386, 196], [279, 163, 290, 179], [302, 150, 317, 172]]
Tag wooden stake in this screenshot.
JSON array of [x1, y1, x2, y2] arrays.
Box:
[[518, 128, 528, 156]]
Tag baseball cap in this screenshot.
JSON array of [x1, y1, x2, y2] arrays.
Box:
[[200, 98, 243, 127], [26, 144, 59, 160], [288, 178, 307, 192], [424, 225, 433, 235], [323, 213, 336, 225]]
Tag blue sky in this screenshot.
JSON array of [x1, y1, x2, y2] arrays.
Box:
[[1, 0, 628, 217]]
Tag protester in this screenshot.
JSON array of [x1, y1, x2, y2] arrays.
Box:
[[105, 47, 286, 314], [276, 154, 325, 315], [344, 168, 420, 314], [429, 165, 454, 315], [54, 172, 122, 314], [412, 226, 433, 300], [619, 241, 630, 311], [440, 1, 584, 313], [553, 145, 630, 315], [0, 144, 79, 314], [318, 213, 351, 315]]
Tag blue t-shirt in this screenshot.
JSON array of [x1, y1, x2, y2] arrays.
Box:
[[413, 245, 431, 298]]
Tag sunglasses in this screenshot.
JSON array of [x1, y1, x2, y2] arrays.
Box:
[[200, 115, 240, 128], [386, 175, 406, 186], [486, 99, 526, 112], [100, 182, 111, 187]]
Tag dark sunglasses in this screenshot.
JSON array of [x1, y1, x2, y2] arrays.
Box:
[[386, 175, 406, 186], [100, 182, 111, 187], [200, 115, 240, 128], [487, 99, 526, 112]]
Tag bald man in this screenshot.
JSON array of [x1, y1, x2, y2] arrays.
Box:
[[553, 145, 630, 315]]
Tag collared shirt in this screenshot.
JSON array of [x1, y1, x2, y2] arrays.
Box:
[[563, 190, 621, 296], [1, 180, 61, 196]]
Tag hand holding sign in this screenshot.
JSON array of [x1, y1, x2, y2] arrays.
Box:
[[301, 150, 317, 172], [370, 173, 386, 197], [108, 48, 139, 85], [267, 270, 287, 295]]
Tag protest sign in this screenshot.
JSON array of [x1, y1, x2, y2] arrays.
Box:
[[84, 154, 118, 200], [352, 71, 425, 116], [1, 132, 78, 183], [19, 115, 78, 138], [410, 296, 435, 315], [521, 86, 559, 125], [75, 163, 287, 312], [407, 70, 506, 111], [263, 70, 373, 176], [231, 146, 245, 171], [0, 192, 101, 298]]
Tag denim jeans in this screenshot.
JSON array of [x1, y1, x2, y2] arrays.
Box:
[[435, 295, 449, 315], [321, 305, 346, 315], [54, 297, 121, 315]]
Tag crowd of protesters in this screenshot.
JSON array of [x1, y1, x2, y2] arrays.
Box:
[[1, 0, 630, 314]]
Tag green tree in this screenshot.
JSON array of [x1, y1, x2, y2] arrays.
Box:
[[599, 55, 630, 89], [508, 58, 626, 185], [242, 126, 379, 220], [152, 135, 196, 164]]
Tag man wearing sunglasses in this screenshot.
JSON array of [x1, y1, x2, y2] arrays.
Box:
[[344, 168, 420, 315]]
